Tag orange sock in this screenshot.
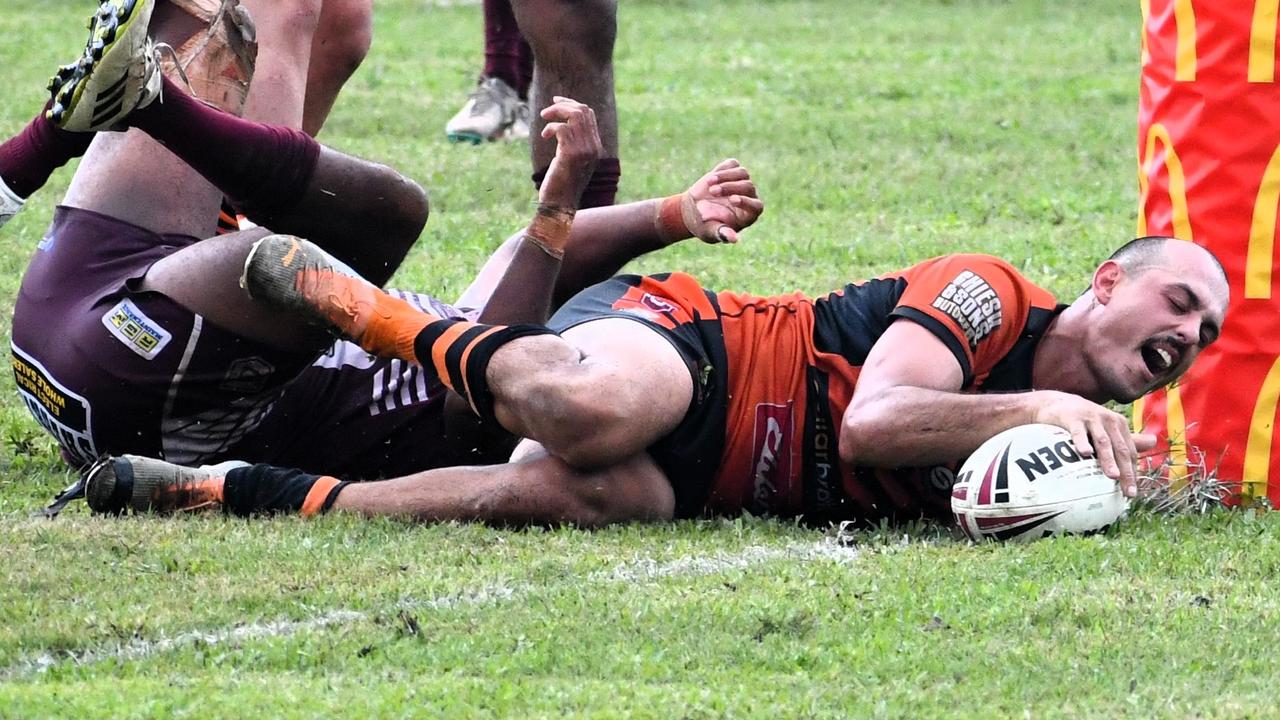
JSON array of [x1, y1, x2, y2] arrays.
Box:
[[358, 291, 434, 362]]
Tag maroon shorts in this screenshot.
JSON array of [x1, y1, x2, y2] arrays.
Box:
[[11, 206, 465, 477]]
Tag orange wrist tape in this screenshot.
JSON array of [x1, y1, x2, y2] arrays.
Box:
[[655, 194, 691, 244], [525, 204, 575, 259]]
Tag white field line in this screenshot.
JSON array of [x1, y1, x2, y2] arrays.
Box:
[[3, 539, 860, 681]]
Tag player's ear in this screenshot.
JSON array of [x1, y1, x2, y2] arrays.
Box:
[[1091, 259, 1124, 305]]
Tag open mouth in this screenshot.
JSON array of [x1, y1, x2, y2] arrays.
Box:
[[1140, 339, 1181, 378]]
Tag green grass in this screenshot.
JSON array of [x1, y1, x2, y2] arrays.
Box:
[[1, 0, 1266, 717]]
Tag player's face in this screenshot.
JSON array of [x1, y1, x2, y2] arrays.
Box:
[[1083, 251, 1227, 403]]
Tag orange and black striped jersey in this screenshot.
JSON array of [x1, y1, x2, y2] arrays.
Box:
[[707, 254, 1060, 523]]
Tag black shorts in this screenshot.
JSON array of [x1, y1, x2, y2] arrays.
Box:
[[547, 273, 729, 518], [11, 206, 464, 477]]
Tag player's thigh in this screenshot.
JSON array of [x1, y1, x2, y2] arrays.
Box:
[[141, 227, 329, 349], [559, 316, 694, 453], [511, 0, 616, 47], [454, 230, 522, 311], [509, 438, 676, 524]]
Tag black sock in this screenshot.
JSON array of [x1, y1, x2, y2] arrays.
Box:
[[223, 464, 347, 517], [412, 322, 557, 423]]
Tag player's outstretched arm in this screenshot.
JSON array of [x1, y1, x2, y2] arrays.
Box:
[[839, 320, 1154, 496], [550, 158, 765, 305], [477, 96, 602, 325]]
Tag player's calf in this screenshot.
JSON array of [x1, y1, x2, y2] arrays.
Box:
[[242, 234, 557, 421]]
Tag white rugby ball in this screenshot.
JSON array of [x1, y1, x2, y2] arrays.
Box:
[[950, 423, 1129, 542]]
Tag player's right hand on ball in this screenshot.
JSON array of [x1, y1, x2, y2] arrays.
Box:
[[538, 96, 603, 210], [682, 158, 765, 243], [1032, 391, 1154, 497]]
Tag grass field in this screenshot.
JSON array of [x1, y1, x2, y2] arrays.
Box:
[[4, 1, 1280, 717]]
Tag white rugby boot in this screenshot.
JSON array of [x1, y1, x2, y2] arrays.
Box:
[[445, 76, 524, 144], [47, 0, 161, 132], [504, 98, 531, 142], [85, 455, 248, 515], [0, 177, 24, 231]]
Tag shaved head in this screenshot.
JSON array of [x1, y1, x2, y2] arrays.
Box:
[[1108, 236, 1229, 303]]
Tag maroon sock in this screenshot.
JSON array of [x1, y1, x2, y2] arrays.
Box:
[[532, 158, 621, 209], [128, 76, 320, 216], [482, 0, 529, 97], [0, 110, 94, 198]]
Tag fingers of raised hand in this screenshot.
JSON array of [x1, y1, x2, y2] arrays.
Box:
[[541, 96, 590, 119], [712, 158, 741, 172], [708, 179, 757, 198], [729, 195, 764, 221], [540, 122, 566, 139]]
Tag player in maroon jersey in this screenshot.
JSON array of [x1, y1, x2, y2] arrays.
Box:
[[7, 0, 760, 494]]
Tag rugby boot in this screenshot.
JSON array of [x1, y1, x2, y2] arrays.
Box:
[[159, 0, 257, 115], [85, 455, 246, 514], [445, 77, 523, 144], [504, 99, 531, 142], [0, 178, 24, 231], [47, 0, 161, 132], [240, 234, 381, 343]]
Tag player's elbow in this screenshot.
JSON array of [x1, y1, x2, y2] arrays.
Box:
[[839, 401, 897, 467]]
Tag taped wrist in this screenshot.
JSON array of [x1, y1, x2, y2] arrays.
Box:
[[654, 193, 700, 244], [524, 203, 575, 259]]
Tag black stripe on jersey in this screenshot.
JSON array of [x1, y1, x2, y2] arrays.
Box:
[[801, 366, 849, 522], [889, 307, 973, 386], [980, 304, 1067, 392], [811, 277, 909, 366]]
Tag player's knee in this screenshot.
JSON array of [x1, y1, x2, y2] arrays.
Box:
[[516, 0, 615, 62], [533, 388, 630, 467], [313, 0, 373, 82], [253, 0, 323, 37], [363, 162, 429, 243], [554, 422, 635, 470], [567, 463, 674, 527]]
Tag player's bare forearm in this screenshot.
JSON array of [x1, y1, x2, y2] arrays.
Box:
[[839, 386, 1044, 467], [478, 200, 667, 323], [553, 198, 669, 305], [482, 157, 764, 321], [557, 159, 764, 305], [478, 98, 599, 325]]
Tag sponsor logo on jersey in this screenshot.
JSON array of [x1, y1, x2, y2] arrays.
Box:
[[751, 401, 794, 512], [931, 270, 1002, 350], [10, 344, 97, 465], [640, 292, 679, 315], [802, 368, 845, 516], [102, 299, 172, 359]]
